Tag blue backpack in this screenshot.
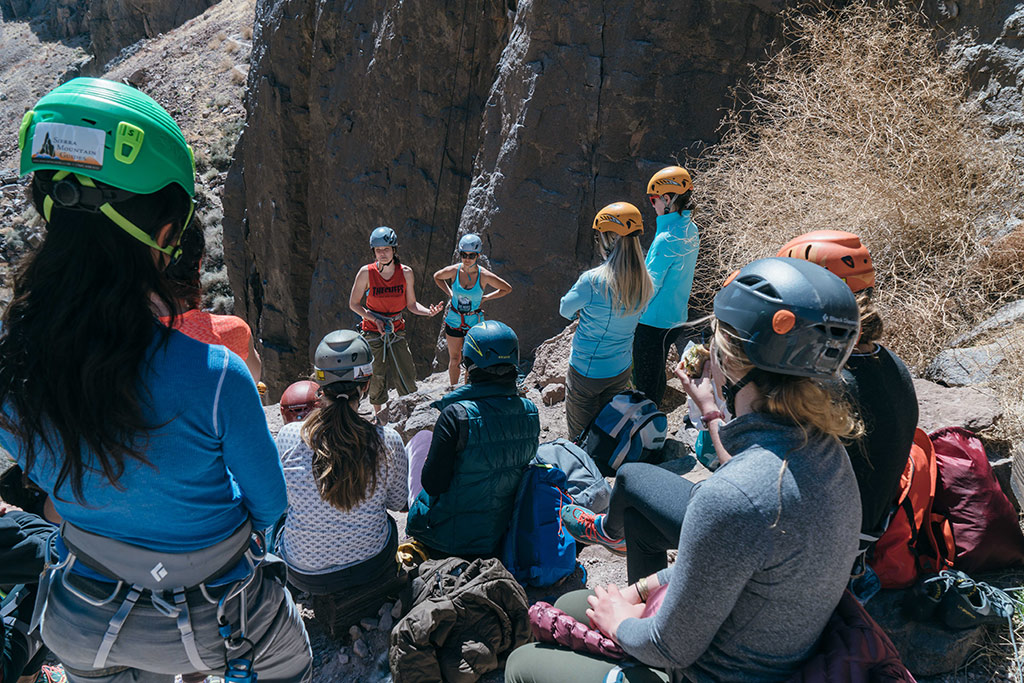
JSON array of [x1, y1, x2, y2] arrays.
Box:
[[579, 390, 667, 477], [501, 464, 577, 587]]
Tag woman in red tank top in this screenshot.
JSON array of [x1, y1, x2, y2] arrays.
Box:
[[348, 227, 443, 422]]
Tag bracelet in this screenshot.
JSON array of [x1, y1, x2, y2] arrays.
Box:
[[700, 410, 725, 430], [636, 576, 650, 602]]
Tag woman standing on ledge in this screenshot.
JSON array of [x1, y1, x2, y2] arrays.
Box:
[[433, 233, 513, 389]]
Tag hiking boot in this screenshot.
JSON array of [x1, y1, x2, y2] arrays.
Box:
[[560, 504, 627, 556], [940, 572, 1017, 630], [904, 570, 960, 621]]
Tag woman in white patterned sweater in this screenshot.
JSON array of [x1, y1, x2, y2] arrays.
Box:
[[275, 330, 408, 594]]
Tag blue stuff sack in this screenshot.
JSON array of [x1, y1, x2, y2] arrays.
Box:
[[579, 390, 667, 477], [501, 464, 577, 587]]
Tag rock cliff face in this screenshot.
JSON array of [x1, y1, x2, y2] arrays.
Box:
[[224, 0, 789, 390], [0, 0, 219, 65]]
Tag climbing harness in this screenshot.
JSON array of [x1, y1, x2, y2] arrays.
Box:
[[365, 310, 415, 395], [37, 520, 267, 679]]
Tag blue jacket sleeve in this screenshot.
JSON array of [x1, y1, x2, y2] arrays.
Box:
[[215, 349, 287, 530], [645, 237, 670, 293], [559, 273, 592, 320]]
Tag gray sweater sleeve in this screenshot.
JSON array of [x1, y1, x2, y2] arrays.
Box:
[[616, 476, 771, 669]]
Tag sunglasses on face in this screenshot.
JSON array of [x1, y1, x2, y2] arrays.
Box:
[[649, 195, 662, 206], [459, 252, 478, 259]]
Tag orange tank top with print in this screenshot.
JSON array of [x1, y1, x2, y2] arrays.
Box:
[[160, 310, 252, 359], [363, 262, 407, 331]]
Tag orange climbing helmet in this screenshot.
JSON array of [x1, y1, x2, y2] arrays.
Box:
[[593, 202, 643, 236], [776, 230, 875, 293], [646, 166, 693, 197], [280, 380, 320, 424]]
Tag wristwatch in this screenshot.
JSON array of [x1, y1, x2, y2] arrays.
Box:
[[700, 410, 725, 430]]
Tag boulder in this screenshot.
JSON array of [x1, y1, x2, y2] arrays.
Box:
[[913, 378, 1002, 434], [925, 343, 1006, 387], [541, 383, 565, 406], [524, 322, 574, 391], [865, 589, 986, 678], [952, 299, 1024, 347], [224, 0, 790, 392]]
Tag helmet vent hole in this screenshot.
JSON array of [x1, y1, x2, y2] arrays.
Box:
[[81, 118, 97, 125], [803, 246, 812, 259]]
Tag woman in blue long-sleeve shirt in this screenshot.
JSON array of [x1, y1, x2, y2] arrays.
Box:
[[632, 166, 700, 407], [560, 202, 653, 439], [0, 79, 311, 683]]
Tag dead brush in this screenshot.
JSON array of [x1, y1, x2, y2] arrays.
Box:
[[692, 2, 1024, 373]]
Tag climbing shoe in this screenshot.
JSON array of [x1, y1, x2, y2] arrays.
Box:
[[940, 572, 1017, 630], [904, 570, 960, 622], [560, 504, 627, 557]]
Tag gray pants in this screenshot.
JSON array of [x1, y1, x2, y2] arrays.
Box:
[[565, 365, 632, 440], [40, 562, 312, 683], [503, 590, 669, 683]]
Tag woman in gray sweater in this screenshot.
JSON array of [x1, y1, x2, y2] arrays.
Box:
[[506, 257, 864, 683]]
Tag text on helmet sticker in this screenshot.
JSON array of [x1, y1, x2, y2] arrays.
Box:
[[353, 362, 374, 380], [31, 122, 105, 170]]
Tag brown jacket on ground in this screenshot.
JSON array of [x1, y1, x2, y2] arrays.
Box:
[[389, 557, 530, 683]]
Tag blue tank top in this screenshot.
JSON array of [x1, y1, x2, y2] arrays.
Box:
[[444, 265, 485, 330]]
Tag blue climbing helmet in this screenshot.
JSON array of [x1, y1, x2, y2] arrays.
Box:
[[369, 226, 398, 248], [458, 233, 483, 253], [463, 320, 519, 370]]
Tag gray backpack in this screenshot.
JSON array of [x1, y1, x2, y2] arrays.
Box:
[[533, 439, 611, 513]]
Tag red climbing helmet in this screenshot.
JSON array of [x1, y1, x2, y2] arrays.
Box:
[[776, 230, 875, 293], [280, 380, 320, 424]]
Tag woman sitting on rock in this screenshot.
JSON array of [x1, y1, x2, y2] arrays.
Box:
[[563, 232, 915, 588], [777, 230, 918, 589], [1, 77, 311, 683], [559, 202, 653, 439], [162, 223, 262, 380], [433, 233, 513, 389], [406, 321, 539, 559], [275, 330, 408, 595], [507, 258, 863, 682]]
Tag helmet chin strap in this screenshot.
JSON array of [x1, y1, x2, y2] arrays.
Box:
[[721, 369, 761, 417]]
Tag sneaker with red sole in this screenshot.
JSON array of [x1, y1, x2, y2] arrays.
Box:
[[560, 504, 627, 556]]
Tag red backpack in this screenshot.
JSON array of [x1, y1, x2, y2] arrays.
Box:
[[871, 428, 955, 589], [930, 427, 1024, 573]]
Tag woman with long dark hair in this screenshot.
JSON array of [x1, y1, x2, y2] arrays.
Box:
[[276, 330, 408, 594], [0, 78, 311, 683], [560, 202, 653, 440]]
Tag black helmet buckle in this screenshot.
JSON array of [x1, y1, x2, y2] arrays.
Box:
[[51, 179, 81, 207]]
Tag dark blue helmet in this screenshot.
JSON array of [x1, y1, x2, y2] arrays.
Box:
[[369, 226, 398, 248], [714, 257, 859, 379], [463, 320, 519, 370]]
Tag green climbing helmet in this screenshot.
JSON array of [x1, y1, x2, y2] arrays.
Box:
[[18, 78, 196, 257]]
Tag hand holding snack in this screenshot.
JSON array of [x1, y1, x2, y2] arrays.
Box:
[[681, 343, 710, 379]]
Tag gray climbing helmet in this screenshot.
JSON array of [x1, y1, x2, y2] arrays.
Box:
[[314, 330, 374, 385], [369, 226, 398, 249], [713, 257, 860, 379], [458, 233, 483, 253]]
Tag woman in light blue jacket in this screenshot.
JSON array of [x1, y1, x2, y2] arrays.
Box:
[[560, 202, 653, 438], [632, 166, 700, 407]]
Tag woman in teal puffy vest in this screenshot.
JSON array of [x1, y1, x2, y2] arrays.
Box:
[[407, 321, 539, 557]]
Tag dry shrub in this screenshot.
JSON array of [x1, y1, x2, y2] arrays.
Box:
[[694, 2, 1024, 371]]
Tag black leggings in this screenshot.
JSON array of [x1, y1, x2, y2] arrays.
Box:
[[631, 324, 685, 407], [602, 463, 694, 583]]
